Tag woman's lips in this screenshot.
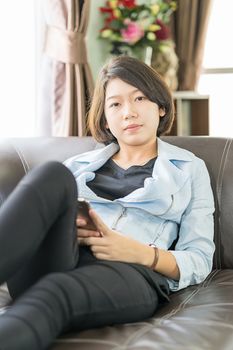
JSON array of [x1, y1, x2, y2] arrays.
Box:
[[124, 124, 142, 131]]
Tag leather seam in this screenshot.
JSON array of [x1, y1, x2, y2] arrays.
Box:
[[215, 138, 232, 269], [11, 144, 30, 174], [0, 192, 4, 206], [158, 288, 201, 323], [117, 284, 205, 348], [153, 270, 220, 325], [201, 269, 219, 288], [54, 338, 119, 347]]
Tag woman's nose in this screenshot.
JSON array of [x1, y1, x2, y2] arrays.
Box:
[[123, 103, 138, 119]]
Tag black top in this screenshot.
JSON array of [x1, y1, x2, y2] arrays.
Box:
[[87, 157, 157, 200]]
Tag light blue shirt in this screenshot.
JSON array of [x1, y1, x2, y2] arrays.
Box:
[[64, 138, 215, 291]]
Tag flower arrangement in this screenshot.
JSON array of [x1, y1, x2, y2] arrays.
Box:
[[99, 0, 177, 56]]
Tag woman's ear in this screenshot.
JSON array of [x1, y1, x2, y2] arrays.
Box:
[[159, 108, 166, 117], [105, 122, 109, 129]]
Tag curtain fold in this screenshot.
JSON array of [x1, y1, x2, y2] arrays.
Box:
[[38, 0, 94, 136], [172, 0, 213, 91]]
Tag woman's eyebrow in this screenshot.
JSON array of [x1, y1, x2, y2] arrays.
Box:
[[106, 95, 121, 101], [106, 89, 140, 101]]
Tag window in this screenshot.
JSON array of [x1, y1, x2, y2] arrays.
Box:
[[198, 0, 233, 136], [0, 1, 36, 137]]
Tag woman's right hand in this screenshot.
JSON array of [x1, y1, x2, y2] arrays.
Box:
[[76, 217, 102, 242]]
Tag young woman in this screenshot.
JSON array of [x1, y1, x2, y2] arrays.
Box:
[[0, 56, 215, 349]]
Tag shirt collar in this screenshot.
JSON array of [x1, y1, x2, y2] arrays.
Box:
[[74, 138, 193, 164], [157, 138, 193, 162]]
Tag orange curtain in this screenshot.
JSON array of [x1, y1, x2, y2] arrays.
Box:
[[172, 0, 213, 90], [38, 0, 94, 136]]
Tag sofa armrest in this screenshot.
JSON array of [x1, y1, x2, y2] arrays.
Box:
[[0, 137, 98, 206]]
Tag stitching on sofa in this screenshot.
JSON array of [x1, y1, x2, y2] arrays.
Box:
[[115, 324, 156, 349], [54, 338, 119, 346], [117, 325, 202, 350], [11, 144, 30, 174], [116, 317, 200, 349], [0, 193, 4, 206], [153, 270, 221, 331], [181, 302, 233, 309], [171, 317, 233, 330], [56, 335, 197, 350], [134, 285, 204, 330], [0, 143, 30, 206], [115, 323, 200, 349], [157, 288, 201, 324], [155, 270, 220, 327], [154, 271, 219, 325], [121, 317, 233, 350], [215, 138, 232, 269], [201, 269, 219, 288], [173, 270, 219, 306]]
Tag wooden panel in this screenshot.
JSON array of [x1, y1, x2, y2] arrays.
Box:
[[168, 94, 209, 136], [191, 99, 209, 135]]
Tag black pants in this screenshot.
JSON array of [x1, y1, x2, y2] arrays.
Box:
[[0, 162, 169, 350]]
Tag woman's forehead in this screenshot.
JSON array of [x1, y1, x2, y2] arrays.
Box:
[[105, 78, 141, 99]]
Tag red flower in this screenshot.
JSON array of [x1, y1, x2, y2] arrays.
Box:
[[155, 19, 170, 40], [99, 4, 117, 25], [105, 15, 116, 25], [100, 7, 114, 13], [118, 0, 136, 9]]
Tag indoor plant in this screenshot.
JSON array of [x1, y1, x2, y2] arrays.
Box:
[[99, 0, 177, 58]]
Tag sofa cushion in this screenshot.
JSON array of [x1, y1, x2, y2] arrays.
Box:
[[48, 270, 233, 349]]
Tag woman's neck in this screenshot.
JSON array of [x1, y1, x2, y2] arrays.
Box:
[[112, 141, 157, 168]]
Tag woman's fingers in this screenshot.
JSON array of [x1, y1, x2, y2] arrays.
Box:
[[76, 217, 87, 227], [89, 209, 111, 236], [78, 228, 101, 238], [78, 236, 105, 246]]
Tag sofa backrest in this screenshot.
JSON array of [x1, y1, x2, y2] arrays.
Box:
[[164, 137, 233, 271], [0, 136, 232, 270]]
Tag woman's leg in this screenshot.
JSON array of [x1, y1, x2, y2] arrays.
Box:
[[0, 248, 169, 350], [0, 161, 79, 298]]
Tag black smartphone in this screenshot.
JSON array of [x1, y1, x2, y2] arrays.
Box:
[[77, 198, 97, 231]]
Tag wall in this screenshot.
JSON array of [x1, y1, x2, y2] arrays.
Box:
[[86, 0, 109, 81]]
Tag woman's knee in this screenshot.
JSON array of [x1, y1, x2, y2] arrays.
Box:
[[21, 161, 77, 201], [24, 161, 74, 185]]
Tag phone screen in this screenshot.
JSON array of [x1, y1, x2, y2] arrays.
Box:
[[77, 198, 97, 231]]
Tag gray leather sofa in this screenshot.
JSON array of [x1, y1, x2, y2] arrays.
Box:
[[0, 136, 233, 349]]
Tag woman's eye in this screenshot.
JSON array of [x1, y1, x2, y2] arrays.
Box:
[[135, 96, 146, 101], [109, 102, 120, 108]]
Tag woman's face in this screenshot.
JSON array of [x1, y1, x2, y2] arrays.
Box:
[[104, 78, 165, 148]]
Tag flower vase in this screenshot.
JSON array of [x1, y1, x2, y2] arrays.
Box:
[[151, 41, 179, 91], [109, 43, 153, 67], [110, 42, 127, 56], [129, 46, 153, 65]]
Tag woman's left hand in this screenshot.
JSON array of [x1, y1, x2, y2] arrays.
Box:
[[78, 209, 153, 266]]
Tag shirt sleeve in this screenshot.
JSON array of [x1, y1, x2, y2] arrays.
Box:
[[167, 158, 215, 291]]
